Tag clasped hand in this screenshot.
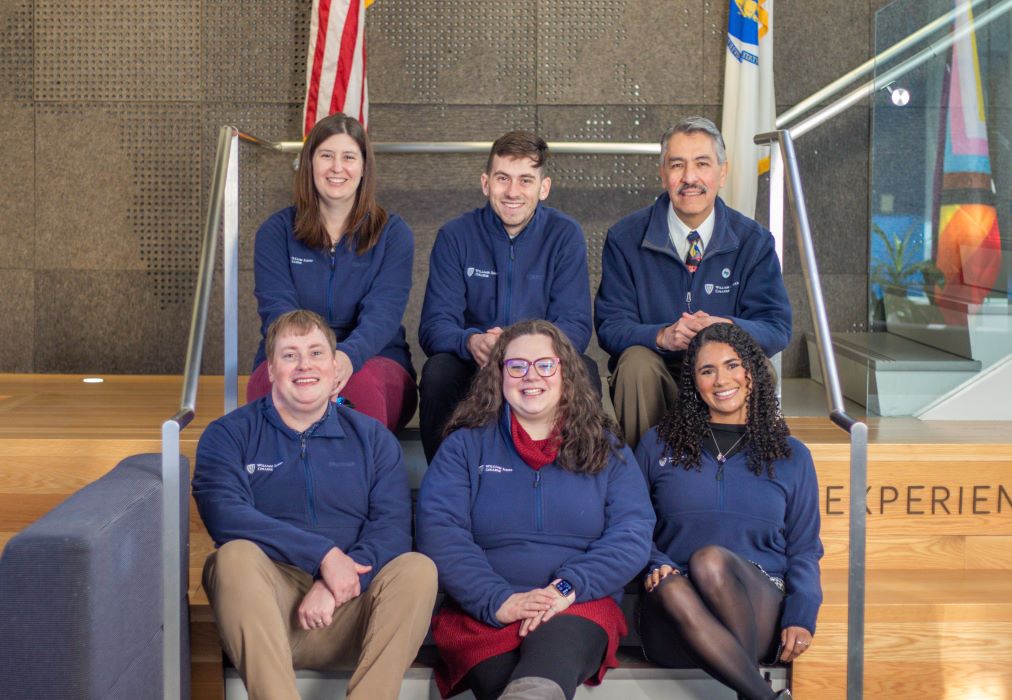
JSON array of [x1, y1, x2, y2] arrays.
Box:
[[643, 563, 679, 592], [467, 327, 504, 367], [656, 312, 731, 352], [297, 547, 372, 631], [495, 579, 576, 637]]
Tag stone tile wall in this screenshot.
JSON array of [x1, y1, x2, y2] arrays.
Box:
[[0, 0, 879, 375]]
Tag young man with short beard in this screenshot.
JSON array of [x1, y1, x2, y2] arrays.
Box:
[[418, 131, 600, 462]]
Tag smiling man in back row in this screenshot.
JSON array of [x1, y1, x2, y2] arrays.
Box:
[[595, 116, 792, 448], [418, 130, 600, 462]]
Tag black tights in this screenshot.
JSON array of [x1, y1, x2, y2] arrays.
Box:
[[465, 615, 608, 700], [639, 545, 784, 700]]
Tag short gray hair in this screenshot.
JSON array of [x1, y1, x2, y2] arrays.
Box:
[[659, 116, 727, 166]]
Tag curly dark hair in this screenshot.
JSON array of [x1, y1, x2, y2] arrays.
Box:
[[654, 323, 790, 477], [445, 320, 622, 475]]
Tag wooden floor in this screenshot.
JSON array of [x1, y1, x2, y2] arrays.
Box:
[[3, 373, 1012, 700]]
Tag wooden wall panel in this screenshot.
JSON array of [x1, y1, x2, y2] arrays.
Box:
[[812, 444, 1012, 571], [965, 536, 1012, 570], [820, 534, 965, 570]]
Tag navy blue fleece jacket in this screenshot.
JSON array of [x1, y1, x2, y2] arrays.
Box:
[[419, 203, 592, 359], [594, 195, 791, 369], [252, 206, 414, 375], [635, 430, 823, 634], [192, 396, 411, 590], [416, 410, 655, 627]]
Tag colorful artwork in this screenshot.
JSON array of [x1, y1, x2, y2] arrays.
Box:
[[933, 0, 1002, 323]]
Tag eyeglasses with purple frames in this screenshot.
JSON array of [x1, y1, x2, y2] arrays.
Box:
[[503, 356, 561, 379]]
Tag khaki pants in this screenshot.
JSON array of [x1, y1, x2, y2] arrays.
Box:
[[609, 346, 682, 449], [203, 540, 438, 700]]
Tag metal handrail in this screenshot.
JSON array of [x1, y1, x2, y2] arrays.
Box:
[[761, 6, 1012, 694], [776, 0, 991, 127], [241, 136, 662, 156], [755, 127, 868, 700], [160, 125, 238, 700], [786, 0, 1012, 139]]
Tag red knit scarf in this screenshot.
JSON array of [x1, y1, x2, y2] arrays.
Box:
[[509, 412, 560, 470]]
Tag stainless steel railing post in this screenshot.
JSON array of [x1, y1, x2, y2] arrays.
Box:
[[161, 125, 236, 700], [843, 416, 869, 700], [161, 417, 182, 700], [223, 132, 240, 414], [756, 128, 868, 700]]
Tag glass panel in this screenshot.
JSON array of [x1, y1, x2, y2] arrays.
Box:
[[869, 0, 1011, 416]]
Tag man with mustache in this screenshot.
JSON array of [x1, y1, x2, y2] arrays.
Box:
[[595, 116, 791, 448]]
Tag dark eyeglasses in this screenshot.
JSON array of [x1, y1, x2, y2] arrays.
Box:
[[503, 357, 561, 379]]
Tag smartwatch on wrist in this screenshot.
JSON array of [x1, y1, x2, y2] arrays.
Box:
[[553, 579, 574, 598]]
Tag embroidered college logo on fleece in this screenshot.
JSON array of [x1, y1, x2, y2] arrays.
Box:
[[466, 266, 497, 279], [245, 461, 283, 475], [477, 464, 514, 474]]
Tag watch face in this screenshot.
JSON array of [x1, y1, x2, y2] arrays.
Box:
[[554, 579, 573, 597]]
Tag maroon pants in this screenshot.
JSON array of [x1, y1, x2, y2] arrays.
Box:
[[247, 356, 418, 432]]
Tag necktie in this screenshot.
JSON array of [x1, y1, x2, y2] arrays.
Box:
[[686, 230, 703, 273]]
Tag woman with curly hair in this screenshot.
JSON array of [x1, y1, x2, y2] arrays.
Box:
[[635, 322, 823, 700], [247, 113, 416, 431], [417, 319, 654, 700]]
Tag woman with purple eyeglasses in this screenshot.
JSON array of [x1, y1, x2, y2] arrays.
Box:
[[417, 319, 655, 700]]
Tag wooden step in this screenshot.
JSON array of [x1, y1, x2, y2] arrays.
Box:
[[221, 661, 788, 700], [818, 332, 980, 371], [806, 332, 982, 415]]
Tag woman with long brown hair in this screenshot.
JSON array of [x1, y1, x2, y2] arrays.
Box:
[[636, 322, 823, 700], [247, 113, 416, 430], [417, 319, 654, 700]]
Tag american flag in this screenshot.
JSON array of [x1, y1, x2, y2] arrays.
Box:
[[303, 0, 371, 136]]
